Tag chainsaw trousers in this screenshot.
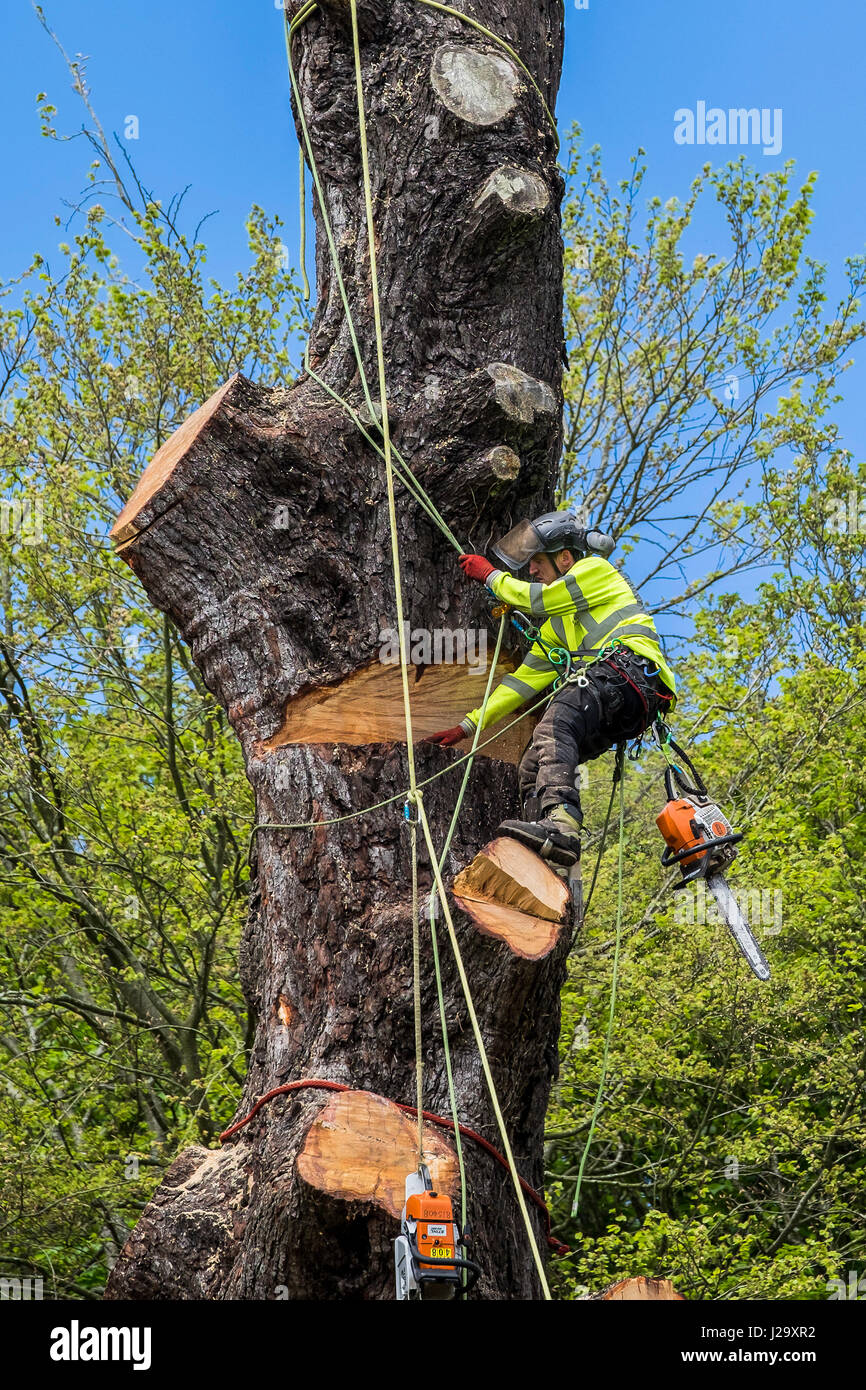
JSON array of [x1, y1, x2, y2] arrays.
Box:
[[518, 649, 670, 819]]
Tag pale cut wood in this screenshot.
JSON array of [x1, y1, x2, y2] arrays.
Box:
[[296, 1089, 458, 1221], [453, 836, 570, 960], [595, 1277, 685, 1301], [455, 898, 562, 960], [262, 658, 536, 765], [110, 375, 238, 546]]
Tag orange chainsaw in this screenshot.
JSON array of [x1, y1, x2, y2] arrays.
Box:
[[655, 735, 771, 981], [394, 1166, 481, 1300]]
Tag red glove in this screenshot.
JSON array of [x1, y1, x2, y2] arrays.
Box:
[[422, 726, 466, 747], [458, 553, 496, 584]]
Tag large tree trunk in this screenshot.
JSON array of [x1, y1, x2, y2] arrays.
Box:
[[106, 0, 567, 1301]]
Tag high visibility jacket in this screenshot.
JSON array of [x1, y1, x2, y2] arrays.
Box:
[[464, 557, 677, 732]]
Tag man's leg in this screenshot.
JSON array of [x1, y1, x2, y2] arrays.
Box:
[[517, 737, 541, 818], [533, 662, 646, 812], [497, 656, 658, 865], [497, 685, 591, 866]]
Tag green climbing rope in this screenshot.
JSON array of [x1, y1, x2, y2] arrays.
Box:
[[570, 746, 627, 1218]]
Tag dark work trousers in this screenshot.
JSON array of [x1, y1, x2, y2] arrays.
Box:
[[518, 648, 672, 819]]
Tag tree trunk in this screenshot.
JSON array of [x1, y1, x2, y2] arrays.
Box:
[[105, 0, 567, 1301]]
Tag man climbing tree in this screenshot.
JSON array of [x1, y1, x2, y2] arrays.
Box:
[[426, 512, 676, 865]]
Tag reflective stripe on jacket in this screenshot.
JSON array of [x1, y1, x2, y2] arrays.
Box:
[[464, 556, 677, 732]]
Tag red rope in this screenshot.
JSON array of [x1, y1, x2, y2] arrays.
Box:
[[219, 1078, 569, 1256]]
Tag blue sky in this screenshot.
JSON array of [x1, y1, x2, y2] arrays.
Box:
[[4, 2, 862, 400], [3, 0, 864, 595]]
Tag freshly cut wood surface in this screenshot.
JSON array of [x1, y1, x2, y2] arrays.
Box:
[[264, 658, 536, 764], [296, 1089, 458, 1220], [111, 376, 238, 547], [455, 898, 562, 960], [595, 1277, 684, 1301], [456, 836, 569, 922], [453, 837, 570, 960]]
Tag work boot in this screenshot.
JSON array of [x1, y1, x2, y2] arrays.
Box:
[[497, 803, 582, 867]]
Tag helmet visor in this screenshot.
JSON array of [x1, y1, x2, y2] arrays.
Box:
[[490, 519, 545, 570]]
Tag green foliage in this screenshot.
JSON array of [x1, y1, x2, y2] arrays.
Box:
[[548, 449, 866, 1299], [560, 127, 866, 611], [3, 60, 864, 1303], [0, 91, 308, 1295]]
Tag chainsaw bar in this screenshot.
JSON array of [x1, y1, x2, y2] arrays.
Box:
[[707, 874, 771, 981]]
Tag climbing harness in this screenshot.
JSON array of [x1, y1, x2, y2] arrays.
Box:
[[496, 600, 659, 697]]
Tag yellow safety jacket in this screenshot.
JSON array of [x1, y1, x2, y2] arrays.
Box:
[[464, 556, 677, 732]]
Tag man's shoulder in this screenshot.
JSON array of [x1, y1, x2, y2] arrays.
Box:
[[570, 554, 618, 583], [572, 552, 615, 571]]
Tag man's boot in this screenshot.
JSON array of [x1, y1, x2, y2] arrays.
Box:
[[497, 802, 583, 867]]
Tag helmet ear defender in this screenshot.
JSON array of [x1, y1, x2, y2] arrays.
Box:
[[491, 512, 615, 570]]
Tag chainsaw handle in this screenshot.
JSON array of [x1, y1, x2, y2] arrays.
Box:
[[406, 1236, 482, 1292], [416, 1258, 482, 1292], [661, 830, 743, 883]]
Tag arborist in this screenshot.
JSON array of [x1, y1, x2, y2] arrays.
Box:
[[423, 511, 677, 867]]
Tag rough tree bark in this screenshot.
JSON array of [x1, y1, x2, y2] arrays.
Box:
[[106, 0, 569, 1300]]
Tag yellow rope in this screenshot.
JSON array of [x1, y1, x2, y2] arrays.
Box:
[[429, 610, 506, 1251], [285, 8, 378, 420], [416, 794, 553, 1299], [350, 0, 425, 1160], [571, 751, 627, 1218], [301, 347, 465, 552], [298, 146, 310, 301], [410, 816, 424, 1161], [249, 681, 559, 844], [285, 12, 464, 554], [288, 2, 558, 145], [350, 4, 553, 1284]]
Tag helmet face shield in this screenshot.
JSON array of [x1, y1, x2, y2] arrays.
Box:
[[491, 519, 546, 570], [490, 510, 614, 571]]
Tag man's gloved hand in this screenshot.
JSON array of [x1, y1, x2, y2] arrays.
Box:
[[458, 553, 496, 584], [422, 726, 466, 747]]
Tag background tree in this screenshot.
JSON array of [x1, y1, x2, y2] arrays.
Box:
[[0, 64, 304, 1292], [560, 135, 865, 614]]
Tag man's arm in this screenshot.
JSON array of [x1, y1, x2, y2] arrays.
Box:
[[461, 638, 558, 734], [485, 563, 600, 621]]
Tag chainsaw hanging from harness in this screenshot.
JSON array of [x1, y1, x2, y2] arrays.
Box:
[[394, 1165, 482, 1301], [653, 725, 771, 982]]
